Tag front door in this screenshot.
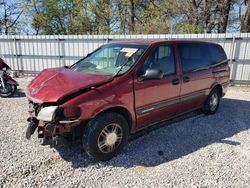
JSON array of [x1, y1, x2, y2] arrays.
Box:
[[134, 44, 181, 128]]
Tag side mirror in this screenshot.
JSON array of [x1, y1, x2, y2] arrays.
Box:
[[139, 69, 163, 81]]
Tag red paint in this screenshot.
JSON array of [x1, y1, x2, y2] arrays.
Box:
[[26, 68, 113, 103], [26, 40, 230, 134]]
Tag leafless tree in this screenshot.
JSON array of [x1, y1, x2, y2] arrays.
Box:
[[184, 0, 233, 33], [241, 0, 250, 32], [218, 0, 233, 33], [0, 0, 25, 35]]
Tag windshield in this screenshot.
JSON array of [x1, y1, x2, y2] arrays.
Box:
[[71, 44, 148, 76]]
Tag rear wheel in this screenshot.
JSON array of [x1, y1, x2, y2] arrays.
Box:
[[202, 88, 221, 115], [82, 112, 129, 161]]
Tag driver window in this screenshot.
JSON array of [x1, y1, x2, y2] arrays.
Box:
[[142, 45, 176, 76]]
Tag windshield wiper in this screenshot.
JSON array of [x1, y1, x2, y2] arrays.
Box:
[[114, 64, 127, 77], [114, 58, 133, 77]]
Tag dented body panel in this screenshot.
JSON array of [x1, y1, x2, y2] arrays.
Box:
[[26, 68, 113, 103]]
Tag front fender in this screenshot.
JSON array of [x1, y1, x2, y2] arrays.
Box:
[[78, 100, 131, 120], [77, 99, 136, 133], [61, 90, 136, 131], [60, 75, 136, 130]]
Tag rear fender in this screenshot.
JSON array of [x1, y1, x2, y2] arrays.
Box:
[[209, 82, 223, 96]]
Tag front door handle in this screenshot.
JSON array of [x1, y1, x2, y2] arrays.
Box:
[[183, 76, 190, 83], [172, 78, 180, 85]]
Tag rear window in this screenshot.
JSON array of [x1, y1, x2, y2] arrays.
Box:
[[178, 43, 227, 72]]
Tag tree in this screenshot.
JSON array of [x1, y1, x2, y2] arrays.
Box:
[[241, 0, 250, 32], [134, 1, 172, 34], [1, 0, 246, 35], [176, 23, 204, 34], [31, 0, 93, 35], [218, 0, 233, 33], [181, 0, 235, 33], [112, 0, 150, 34], [86, 0, 112, 34], [114, 0, 127, 34], [0, 0, 26, 35]]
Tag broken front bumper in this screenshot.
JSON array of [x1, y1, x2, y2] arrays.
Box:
[[26, 117, 80, 140], [26, 101, 81, 141]]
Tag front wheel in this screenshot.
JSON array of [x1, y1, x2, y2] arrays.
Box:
[[82, 112, 129, 161], [0, 83, 17, 97], [202, 88, 221, 115]]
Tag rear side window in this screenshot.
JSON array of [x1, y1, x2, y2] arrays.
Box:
[[209, 45, 227, 65], [178, 43, 211, 72]]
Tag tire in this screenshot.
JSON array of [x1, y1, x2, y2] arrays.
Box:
[[82, 112, 129, 161], [0, 83, 17, 97], [202, 88, 221, 115]]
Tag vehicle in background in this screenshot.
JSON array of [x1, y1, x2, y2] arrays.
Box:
[[25, 40, 230, 161], [0, 58, 18, 97]]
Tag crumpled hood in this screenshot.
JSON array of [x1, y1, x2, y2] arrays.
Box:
[[26, 68, 113, 103]]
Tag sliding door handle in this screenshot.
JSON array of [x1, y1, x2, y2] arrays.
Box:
[[183, 76, 190, 83]]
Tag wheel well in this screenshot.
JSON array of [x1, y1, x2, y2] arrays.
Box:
[[212, 84, 222, 97], [99, 107, 133, 131]]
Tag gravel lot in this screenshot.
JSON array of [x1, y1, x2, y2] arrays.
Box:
[[0, 77, 250, 187]]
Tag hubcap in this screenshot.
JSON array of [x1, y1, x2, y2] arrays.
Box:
[[106, 133, 118, 145], [98, 123, 123, 153], [209, 93, 218, 111]]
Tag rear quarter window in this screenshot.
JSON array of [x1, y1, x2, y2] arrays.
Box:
[[209, 44, 227, 65]]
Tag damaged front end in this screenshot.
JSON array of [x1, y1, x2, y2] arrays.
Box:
[[24, 66, 115, 146], [26, 101, 81, 143]]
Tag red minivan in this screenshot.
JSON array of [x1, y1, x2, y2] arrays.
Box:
[[26, 40, 230, 160]]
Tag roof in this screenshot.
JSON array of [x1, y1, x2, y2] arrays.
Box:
[[109, 39, 217, 46], [110, 40, 167, 45]]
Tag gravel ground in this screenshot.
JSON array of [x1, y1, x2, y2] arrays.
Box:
[[0, 77, 250, 188]]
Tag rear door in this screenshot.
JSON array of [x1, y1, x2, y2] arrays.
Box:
[[177, 43, 214, 113], [134, 44, 181, 128]]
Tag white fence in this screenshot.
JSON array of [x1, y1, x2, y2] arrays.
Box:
[[0, 33, 250, 84]]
